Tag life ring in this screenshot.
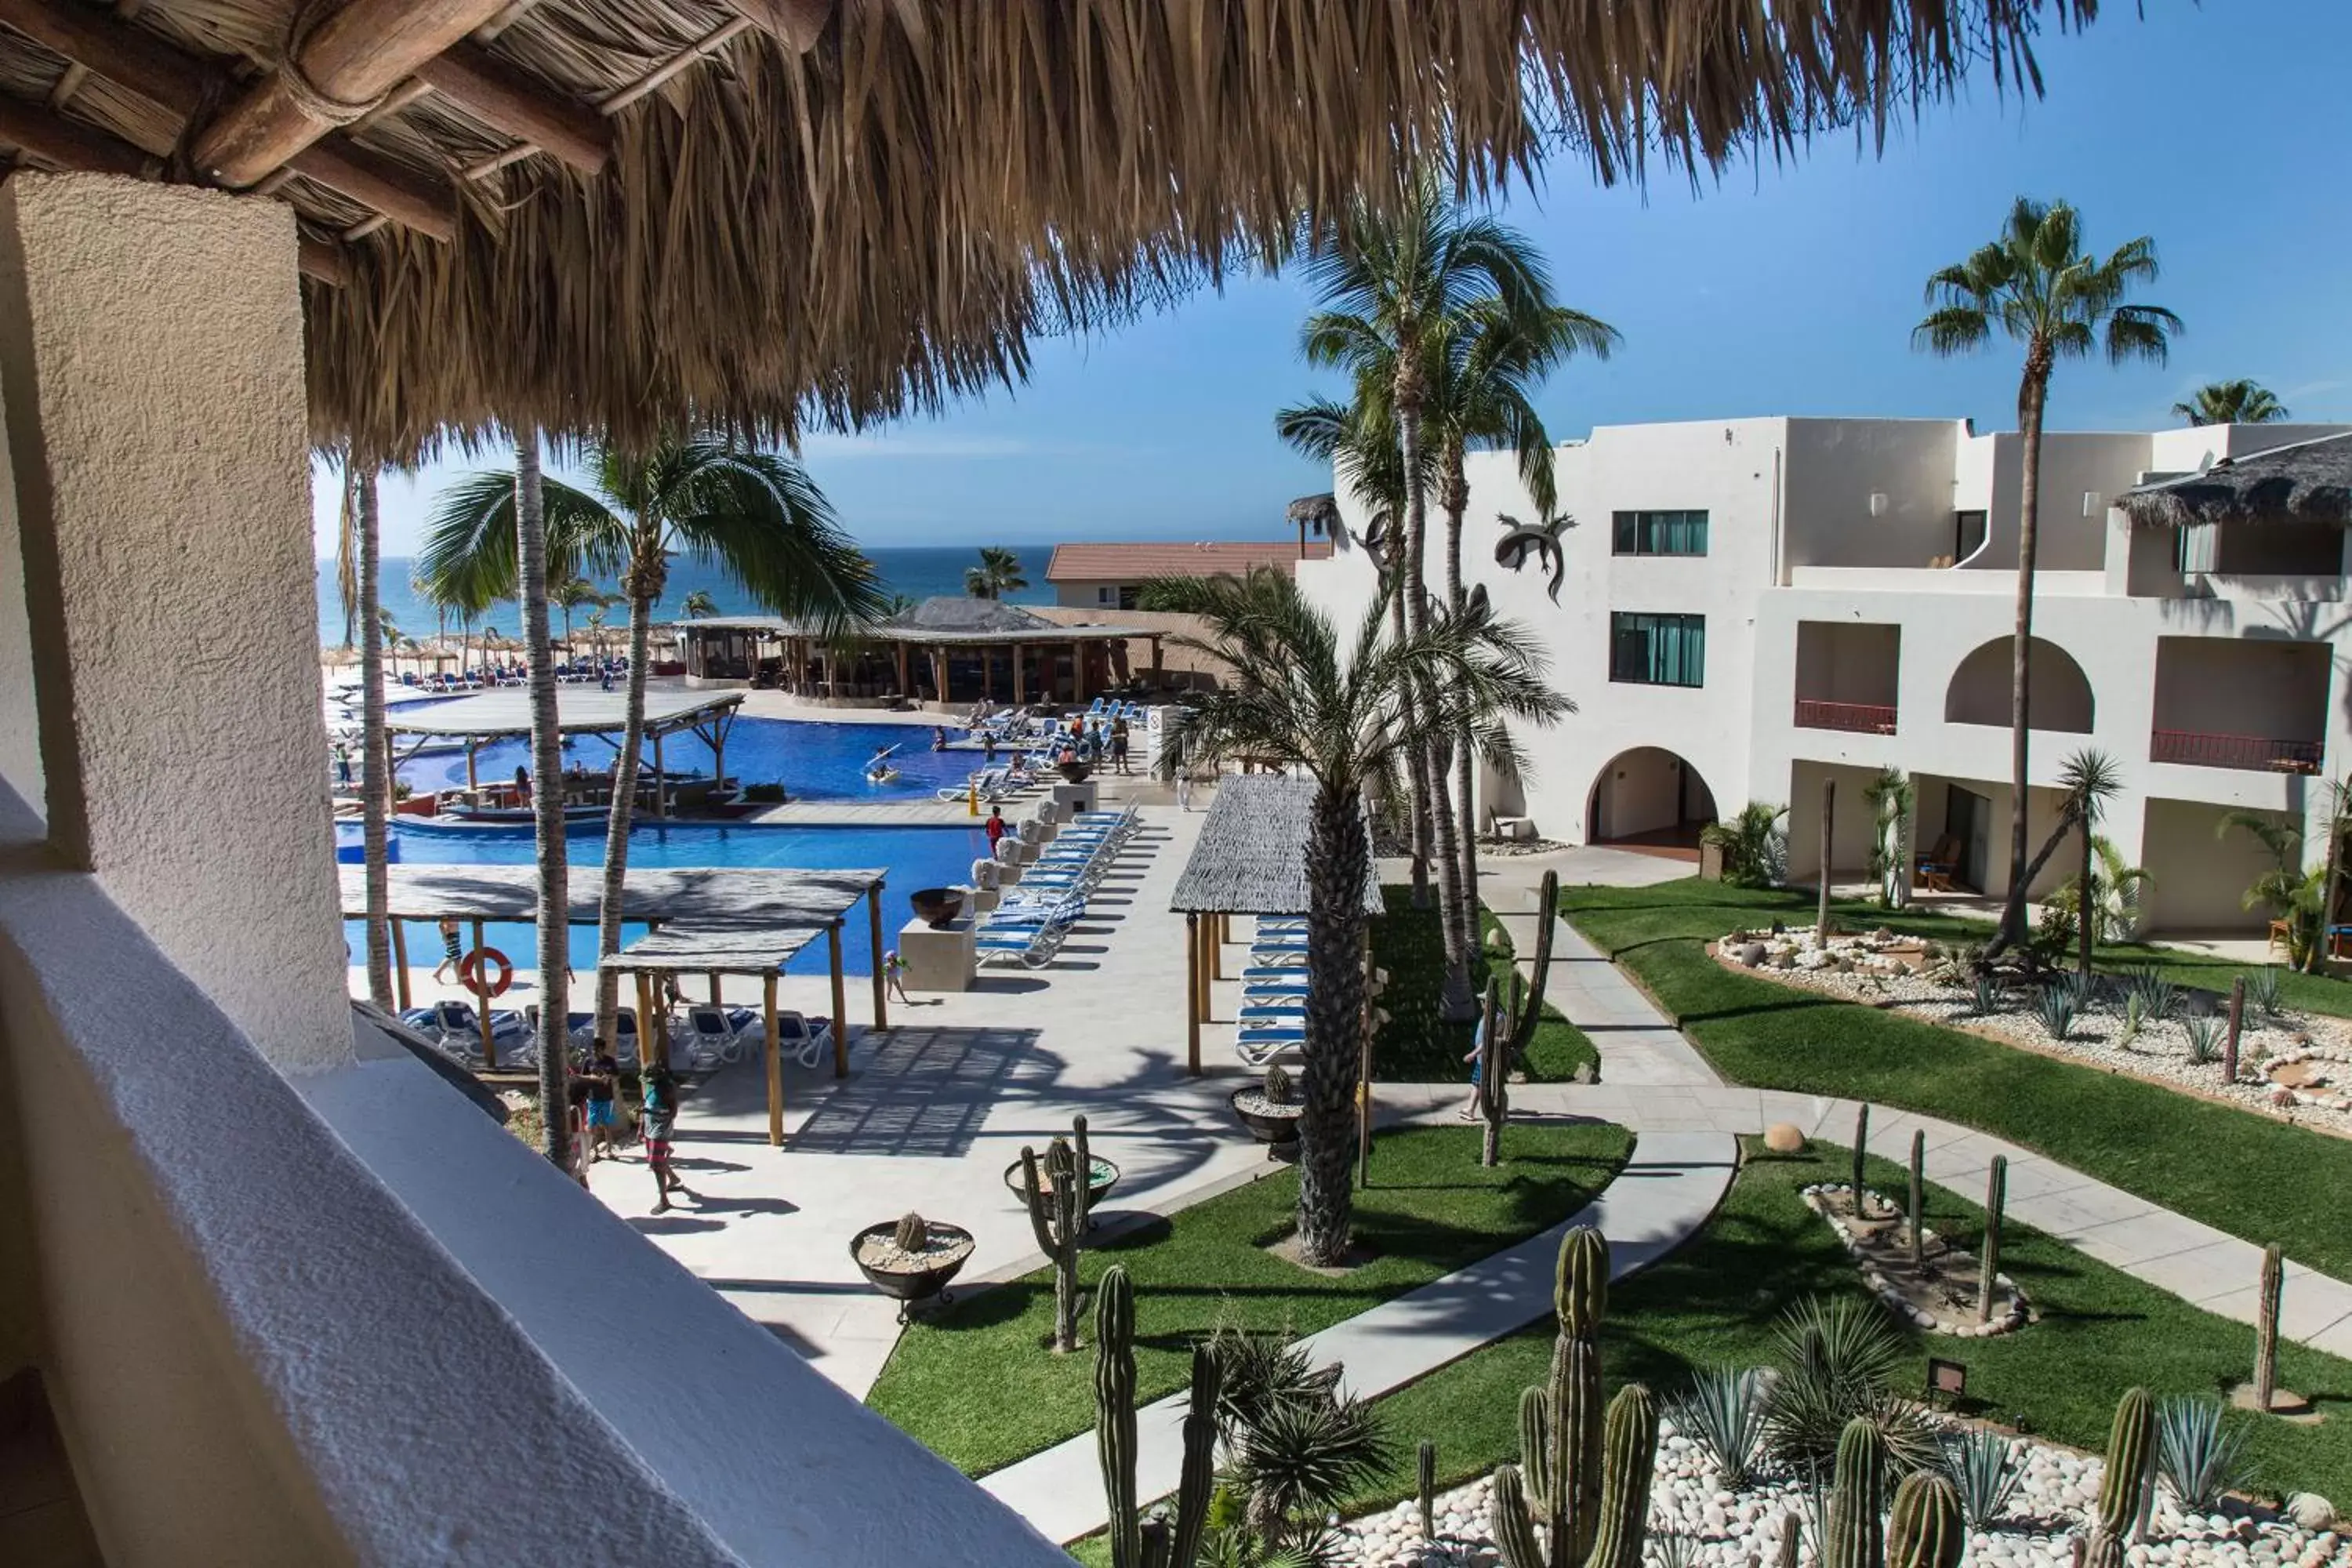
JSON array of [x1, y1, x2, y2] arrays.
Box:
[[459, 946, 514, 997]]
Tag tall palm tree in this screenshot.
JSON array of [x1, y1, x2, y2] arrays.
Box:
[[681, 588, 720, 619], [420, 434, 883, 1045], [513, 437, 570, 1167], [346, 460, 394, 1011], [2173, 379, 2288, 426], [2057, 749, 2123, 975], [1915, 198, 2179, 956], [1150, 568, 1566, 1263], [965, 546, 1028, 599], [551, 575, 609, 644]]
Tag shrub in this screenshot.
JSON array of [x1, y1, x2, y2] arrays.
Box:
[[1940, 1428, 2023, 1529], [2155, 1396, 2252, 1512], [2034, 985, 2077, 1042], [1766, 1297, 1940, 1478], [1703, 803, 1791, 888], [1669, 1367, 1775, 1490], [2183, 1015, 2223, 1065], [741, 781, 786, 803]]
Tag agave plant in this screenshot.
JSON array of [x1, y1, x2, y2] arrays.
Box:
[[2241, 966, 2286, 1021], [2034, 985, 2077, 1042], [2183, 1014, 2223, 1065], [2121, 967, 2180, 1025], [2118, 992, 2146, 1049], [1940, 1428, 2024, 1530], [1970, 973, 1998, 1018], [1669, 1367, 1775, 1490], [2155, 1396, 2252, 1512]]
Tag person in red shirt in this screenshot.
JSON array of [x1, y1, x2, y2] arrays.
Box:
[[985, 805, 1008, 851]]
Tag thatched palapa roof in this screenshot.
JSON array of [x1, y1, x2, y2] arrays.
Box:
[[1171, 775, 1381, 917], [0, 1, 2093, 456], [2116, 434, 2352, 532]]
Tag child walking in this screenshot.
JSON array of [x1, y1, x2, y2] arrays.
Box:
[[641, 1063, 691, 1214], [432, 916, 463, 984]]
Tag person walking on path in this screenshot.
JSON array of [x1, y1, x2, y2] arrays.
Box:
[[1109, 718, 1131, 775], [1458, 1010, 1487, 1121], [641, 1063, 691, 1213], [1175, 771, 1192, 812], [433, 916, 464, 985], [583, 1047, 619, 1161], [884, 949, 913, 1006]]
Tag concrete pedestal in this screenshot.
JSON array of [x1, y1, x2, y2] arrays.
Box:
[[1050, 781, 1098, 820], [967, 886, 1001, 916], [899, 916, 976, 992]]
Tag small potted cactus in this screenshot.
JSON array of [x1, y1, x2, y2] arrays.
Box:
[[1229, 1063, 1303, 1156], [849, 1210, 976, 1322]]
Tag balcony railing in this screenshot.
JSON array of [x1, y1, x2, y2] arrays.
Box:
[[2151, 728, 2324, 775], [1795, 698, 1897, 735]]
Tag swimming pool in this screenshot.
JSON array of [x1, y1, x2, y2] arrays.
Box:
[[395, 717, 998, 804], [341, 819, 989, 978]]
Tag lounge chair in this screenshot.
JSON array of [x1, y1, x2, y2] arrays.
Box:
[[774, 1011, 832, 1069], [1235, 1025, 1304, 1067], [1240, 1000, 1305, 1020], [1243, 958, 1308, 978], [1243, 978, 1310, 997], [683, 1006, 750, 1069]]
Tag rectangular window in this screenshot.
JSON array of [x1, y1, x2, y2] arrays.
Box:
[[1097, 586, 1115, 605], [1612, 509, 1710, 557], [1610, 612, 1706, 688]]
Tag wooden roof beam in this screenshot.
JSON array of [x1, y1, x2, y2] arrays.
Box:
[[412, 41, 607, 174], [287, 141, 456, 241], [191, 0, 511, 189]]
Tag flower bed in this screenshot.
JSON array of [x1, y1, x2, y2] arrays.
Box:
[[1713, 926, 2352, 1140], [1798, 1181, 2028, 1338]]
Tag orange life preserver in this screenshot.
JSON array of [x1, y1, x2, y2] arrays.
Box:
[[458, 946, 514, 998]]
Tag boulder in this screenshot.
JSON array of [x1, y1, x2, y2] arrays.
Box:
[[1735, 942, 1767, 967], [1762, 1122, 1806, 1154], [2287, 1494, 2336, 1530]]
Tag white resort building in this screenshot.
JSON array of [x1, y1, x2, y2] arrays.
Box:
[[1299, 418, 2352, 937]]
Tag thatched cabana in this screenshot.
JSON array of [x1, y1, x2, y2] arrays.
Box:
[[0, 1, 2094, 456], [2116, 434, 2352, 531]]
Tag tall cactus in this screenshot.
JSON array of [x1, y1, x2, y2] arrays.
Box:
[[1977, 1155, 2008, 1325], [2254, 1242, 2283, 1412], [1583, 1385, 1661, 1568], [1826, 1417, 1887, 1568], [1852, 1105, 1871, 1218], [1888, 1472, 1967, 1568], [1094, 1266, 1219, 1568], [1503, 871, 1561, 1057], [1775, 1512, 1802, 1568], [1491, 1227, 1610, 1568], [1481, 873, 1563, 1167], [1907, 1130, 1927, 1271], [1479, 978, 1511, 1167], [2081, 1388, 2156, 1568], [1022, 1113, 1093, 1352], [1417, 1440, 1439, 1544]]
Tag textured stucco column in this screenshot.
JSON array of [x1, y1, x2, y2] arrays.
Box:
[[0, 174, 348, 1072]]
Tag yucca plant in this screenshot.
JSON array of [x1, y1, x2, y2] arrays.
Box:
[[1766, 1298, 1940, 1479], [1668, 1367, 1774, 1491], [2183, 1015, 2223, 1065], [1940, 1428, 2024, 1530], [2154, 1397, 2252, 1512], [2034, 985, 2077, 1042]]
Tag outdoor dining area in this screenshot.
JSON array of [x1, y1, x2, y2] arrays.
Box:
[[381, 688, 744, 817]]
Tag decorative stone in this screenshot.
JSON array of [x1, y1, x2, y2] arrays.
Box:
[[1762, 1122, 1806, 1153], [2286, 1494, 2335, 1530]]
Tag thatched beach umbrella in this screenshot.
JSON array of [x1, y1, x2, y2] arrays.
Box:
[[2115, 434, 2352, 531], [1287, 493, 1341, 559], [0, 2, 2097, 459]]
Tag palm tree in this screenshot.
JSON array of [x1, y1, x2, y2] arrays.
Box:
[[1298, 176, 1564, 1017], [2048, 837, 2151, 949], [513, 437, 570, 1167], [1864, 768, 1916, 909], [681, 588, 720, 619], [343, 459, 394, 1010], [2057, 749, 2124, 975], [421, 434, 883, 1045], [2173, 379, 2288, 426], [550, 575, 608, 644], [1915, 198, 2179, 957], [964, 546, 1028, 600], [1150, 568, 1567, 1263]]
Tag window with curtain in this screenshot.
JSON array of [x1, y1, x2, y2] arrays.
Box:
[[1610, 612, 1706, 687], [1611, 509, 1710, 557]]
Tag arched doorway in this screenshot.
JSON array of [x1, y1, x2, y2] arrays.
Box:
[[1944, 637, 2095, 732], [1586, 747, 1719, 853]]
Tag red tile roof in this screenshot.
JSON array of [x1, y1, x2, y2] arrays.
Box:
[[1044, 539, 1334, 582]]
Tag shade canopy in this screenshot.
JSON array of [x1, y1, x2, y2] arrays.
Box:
[[0, 2, 2088, 456], [692, 598, 1147, 647], [381, 688, 741, 739], [1170, 775, 1381, 917], [600, 922, 824, 977], [339, 863, 882, 925], [2117, 434, 2352, 531]]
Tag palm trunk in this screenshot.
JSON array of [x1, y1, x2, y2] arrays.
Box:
[[1995, 365, 2050, 956], [1399, 397, 1470, 1014], [594, 528, 660, 1047], [1398, 392, 1439, 912], [358, 466, 394, 1011], [516, 438, 571, 1167], [1388, 565, 1426, 900], [1444, 468, 1479, 1011], [2314, 797, 2343, 976], [1298, 782, 1372, 1265], [2077, 806, 2096, 975]]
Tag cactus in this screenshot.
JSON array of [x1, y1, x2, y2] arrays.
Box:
[[1490, 1465, 1546, 1568], [891, 1211, 927, 1252], [1852, 1105, 1871, 1218], [1888, 1472, 1966, 1568], [2082, 1388, 2156, 1568], [1826, 1417, 1887, 1568], [1262, 1062, 1294, 1106], [2254, 1243, 2283, 1412], [1775, 1512, 1802, 1568], [1417, 1439, 1438, 1544], [1501, 870, 1561, 1058], [1491, 1227, 1610, 1567], [1094, 1266, 1218, 1568], [1907, 1130, 1927, 1272], [1583, 1385, 1661, 1568], [1022, 1114, 1093, 1352], [1977, 1155, 2007, 1325], [1479, 977, 1512, 1167]]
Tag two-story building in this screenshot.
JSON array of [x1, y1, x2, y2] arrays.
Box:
[[1298, 418, 2352, 938]]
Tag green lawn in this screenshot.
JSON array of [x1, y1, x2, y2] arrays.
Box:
[[1367, 1138, 2352, 1511], [1368, 887, 1599, 1083], [1559, 878, 2352, 1281], [865, 1120, 1633, 1475]]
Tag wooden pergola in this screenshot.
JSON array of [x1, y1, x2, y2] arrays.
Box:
[[336, 861, 889, 1073], [383, 688, 742, 814]]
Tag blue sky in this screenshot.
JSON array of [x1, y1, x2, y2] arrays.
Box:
[[327, 0, 2352, 557]]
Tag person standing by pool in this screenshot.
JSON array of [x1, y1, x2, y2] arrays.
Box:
[[1176, 771, 1192, 812], [983, 734, 998, 764], [583, 1046, 619, 1162], [931, 725, 948, 751], [1110, 717, 1131, 775], [884, 949, 913, 1005], [985, 805, 1008, 855], [512, 764, 531, 805], [641, 1063, 690, 1213], [433, 916, 463, 984], [333, 740, 353, 786]]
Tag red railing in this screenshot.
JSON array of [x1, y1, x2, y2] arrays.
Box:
[[1794, 699, 1897, 735], [2151, 728, 2323, 774]]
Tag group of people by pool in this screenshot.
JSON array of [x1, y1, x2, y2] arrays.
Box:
[[931, 710, 1135, 775]]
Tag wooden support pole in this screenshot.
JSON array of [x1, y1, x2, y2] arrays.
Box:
[[465, 739, 478, 793], [390, 918, 411, 1010], [1185, 913, 1201, 1076], [894, 641, 909, 702], [1012, 643, 1025, 705], [285, 142, 456, 241], [652, 730, 666, 818], [708, 971, 722, 1005], [764, 971, 783, 1147], [470, 917, 494, 1069], [827, 923, 849, 1076], [190, 0, 513, 188], [1211, 913, 1224, 981], [412, 41, 611, 172], [868, 883, 888, 1029], [1817, 777, 1835, 936]]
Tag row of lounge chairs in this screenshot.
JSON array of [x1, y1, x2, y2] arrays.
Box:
[[1235, 918, 1310, 1067], [398, 999, 833, 1073], [934, 759, 1045, 804], [973, 805, 1141, 968]]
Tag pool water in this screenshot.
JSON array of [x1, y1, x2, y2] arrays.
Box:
[[342, 819, 988, 978], [396, 717, 1000, 804]]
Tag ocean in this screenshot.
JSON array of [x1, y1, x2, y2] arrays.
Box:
[[318, 544, 1051, 644]]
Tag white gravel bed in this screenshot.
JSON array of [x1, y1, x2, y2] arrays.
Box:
[[1323, 1425, 2342, 1568], [1715, 927, 2352, 1141]]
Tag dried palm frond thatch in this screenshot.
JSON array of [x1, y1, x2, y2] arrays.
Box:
[[2116, 434, 2352, 531], [7, 1, 2096, 458]]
